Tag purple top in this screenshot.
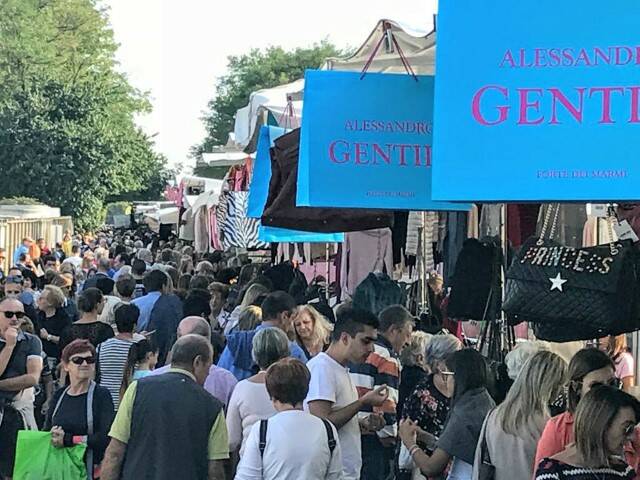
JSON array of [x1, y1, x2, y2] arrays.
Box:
[[149, 363, 238, 408]]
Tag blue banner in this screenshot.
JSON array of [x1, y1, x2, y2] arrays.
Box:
[[297, 70, 470, 211], [433, 0, 640, 202], [247, 126, 285, 219], [248, 125, 344, 243], [259, 226, 343, 243]]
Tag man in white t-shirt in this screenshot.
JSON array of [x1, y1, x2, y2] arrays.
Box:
[[62, 245, 82, 270], [305, 306, 389, 480]]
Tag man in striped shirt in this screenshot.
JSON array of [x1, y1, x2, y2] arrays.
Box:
[[350, 305, 414, 480], [97, 304, 141, 410]]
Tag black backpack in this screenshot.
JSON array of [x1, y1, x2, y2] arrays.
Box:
[[258, 417, 337, 458]]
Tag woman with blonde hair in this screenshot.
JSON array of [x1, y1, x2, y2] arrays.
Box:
[[237, 306, 262, 331], [223, 283, 269, 335], [472, 350, 567, 480], [293, 305, 332, 359]]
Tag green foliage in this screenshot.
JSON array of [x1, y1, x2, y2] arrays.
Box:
[[0, 0, 169, 230], [0, 197, 43, 205], [192, 41, 343, 158]]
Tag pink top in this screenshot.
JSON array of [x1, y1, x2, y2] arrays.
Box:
[[534, 411, 574, 473], [616, 352, 635, 380]]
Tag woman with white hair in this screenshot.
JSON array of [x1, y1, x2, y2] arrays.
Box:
[[226, 328, 290, 467], [398, 331, 432, 420], [399, 334, 463, 478]]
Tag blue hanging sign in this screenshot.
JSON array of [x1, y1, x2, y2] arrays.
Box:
[[432, 0, 640, 202], [297, 69, 470, 211]]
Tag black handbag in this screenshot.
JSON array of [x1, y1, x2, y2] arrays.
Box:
[[503, 205, 640, 342]]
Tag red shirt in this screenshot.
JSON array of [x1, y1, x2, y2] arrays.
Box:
[[534, 411, 575, 472]]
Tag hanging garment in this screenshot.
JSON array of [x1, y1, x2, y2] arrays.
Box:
[[447, 238, 502, 321], [209, 208, 222, 251], [340, 229, 394, 298], [443, 212, 468, 286], [508, 204, 541, 248], [537, 204, 587, 249], [479, 204, 502, 238], [392, 211, 409, 266], [467, 205, 479, 239], [220, 191, 268, 250], [193, 206, 209, 253], [406, 212, 438, 272], [618, 203, 640, 239], [261, 129, 394, 233], [352, 272, 406, 316]]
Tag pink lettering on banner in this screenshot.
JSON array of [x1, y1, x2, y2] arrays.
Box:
[[628, 86, 640, 123], [549, 87, 586, 124], [329, 140, 349, 163], [355, 143, 368, 164], [589, 87, 625, 124], [517, 88, 544, 125], [472, 86, 510, 125]]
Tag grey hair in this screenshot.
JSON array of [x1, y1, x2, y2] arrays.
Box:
[[425, 334, 463, 372], [505, 341, 547, 380], [171, 334, 213, 367], [400, 331, 432, 367], [252, 327, 290, 371]]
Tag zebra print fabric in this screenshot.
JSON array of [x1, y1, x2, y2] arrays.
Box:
[[220, 191, 269, 250]]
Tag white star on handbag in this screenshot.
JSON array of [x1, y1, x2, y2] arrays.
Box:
[[549, 273, 568, 292]]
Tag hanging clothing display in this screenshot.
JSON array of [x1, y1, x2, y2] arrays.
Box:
[[618, 203, 640, 239], [406, 211, 438, 272], [391, 211, 409, 266], [443, 212, 468, 286], [447, 238, 502, 321], [507, 204, 540, 248], [340, 228, 394, 298], [193, 207, 209, 253], [261, 128, 394, 233], [479, 204, 502, 238], [220, 191, 268, 250], [536, 204, 586, 249], [352, 272, 406, 316]]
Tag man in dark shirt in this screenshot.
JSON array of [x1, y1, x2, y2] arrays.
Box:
[[0, 298, 44, 477], [83, 258, 115, 293], [101, 334, 229, 480]]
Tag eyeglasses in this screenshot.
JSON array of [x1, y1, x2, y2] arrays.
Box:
[[440, 371, 455, 378], [2, 311, 25, 319], [69, 356, 96, 365], [5, 290, 21, 296], [624, 423, 636, 438], [6, 275, 23, 284]]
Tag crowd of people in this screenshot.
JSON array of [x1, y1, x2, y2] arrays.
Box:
[[0, 230, 639, 480]]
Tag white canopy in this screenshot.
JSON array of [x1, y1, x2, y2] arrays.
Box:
[[232, 79, 304, 149], [323, 19, 436, 75], [231, 19, 435, 151]]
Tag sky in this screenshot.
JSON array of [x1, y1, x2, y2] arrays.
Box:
[[106, 0, 437, 171]]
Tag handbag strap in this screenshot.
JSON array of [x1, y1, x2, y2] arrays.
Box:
[[52, 382, 95, 480], [480, 408, 495, 465], [606, 206, 620, 256], [537, 204, 561, 245]]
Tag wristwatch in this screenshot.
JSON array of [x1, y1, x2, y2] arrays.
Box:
[[47, 334, 52, 342]]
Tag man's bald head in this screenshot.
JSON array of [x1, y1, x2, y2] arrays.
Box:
[[0, 297, 24, 312], [0, 297, 25, 334], [170, 334, 213, 385], [177, 316, 211, 341]]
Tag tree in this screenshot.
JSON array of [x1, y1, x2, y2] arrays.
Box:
[[192, 42, 343, 160], [0, 0, 170, 230]]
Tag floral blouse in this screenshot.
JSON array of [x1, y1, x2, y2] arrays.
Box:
[[402, 374, 450, 454]]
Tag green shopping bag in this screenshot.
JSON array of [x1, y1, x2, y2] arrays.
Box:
[[13, 430, 87, 480]]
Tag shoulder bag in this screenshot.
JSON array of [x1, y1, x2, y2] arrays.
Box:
[[503, 205, 640, 342]]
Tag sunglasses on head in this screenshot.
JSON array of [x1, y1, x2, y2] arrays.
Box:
[[2, 311, 25, 319], [70, 356, 96, 365]]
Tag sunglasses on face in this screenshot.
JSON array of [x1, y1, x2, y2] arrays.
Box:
[[70, 356, 96, 365], [5, 290, 21, 296], [624, 423, 636, 437], [2, 311, 25, 319]]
